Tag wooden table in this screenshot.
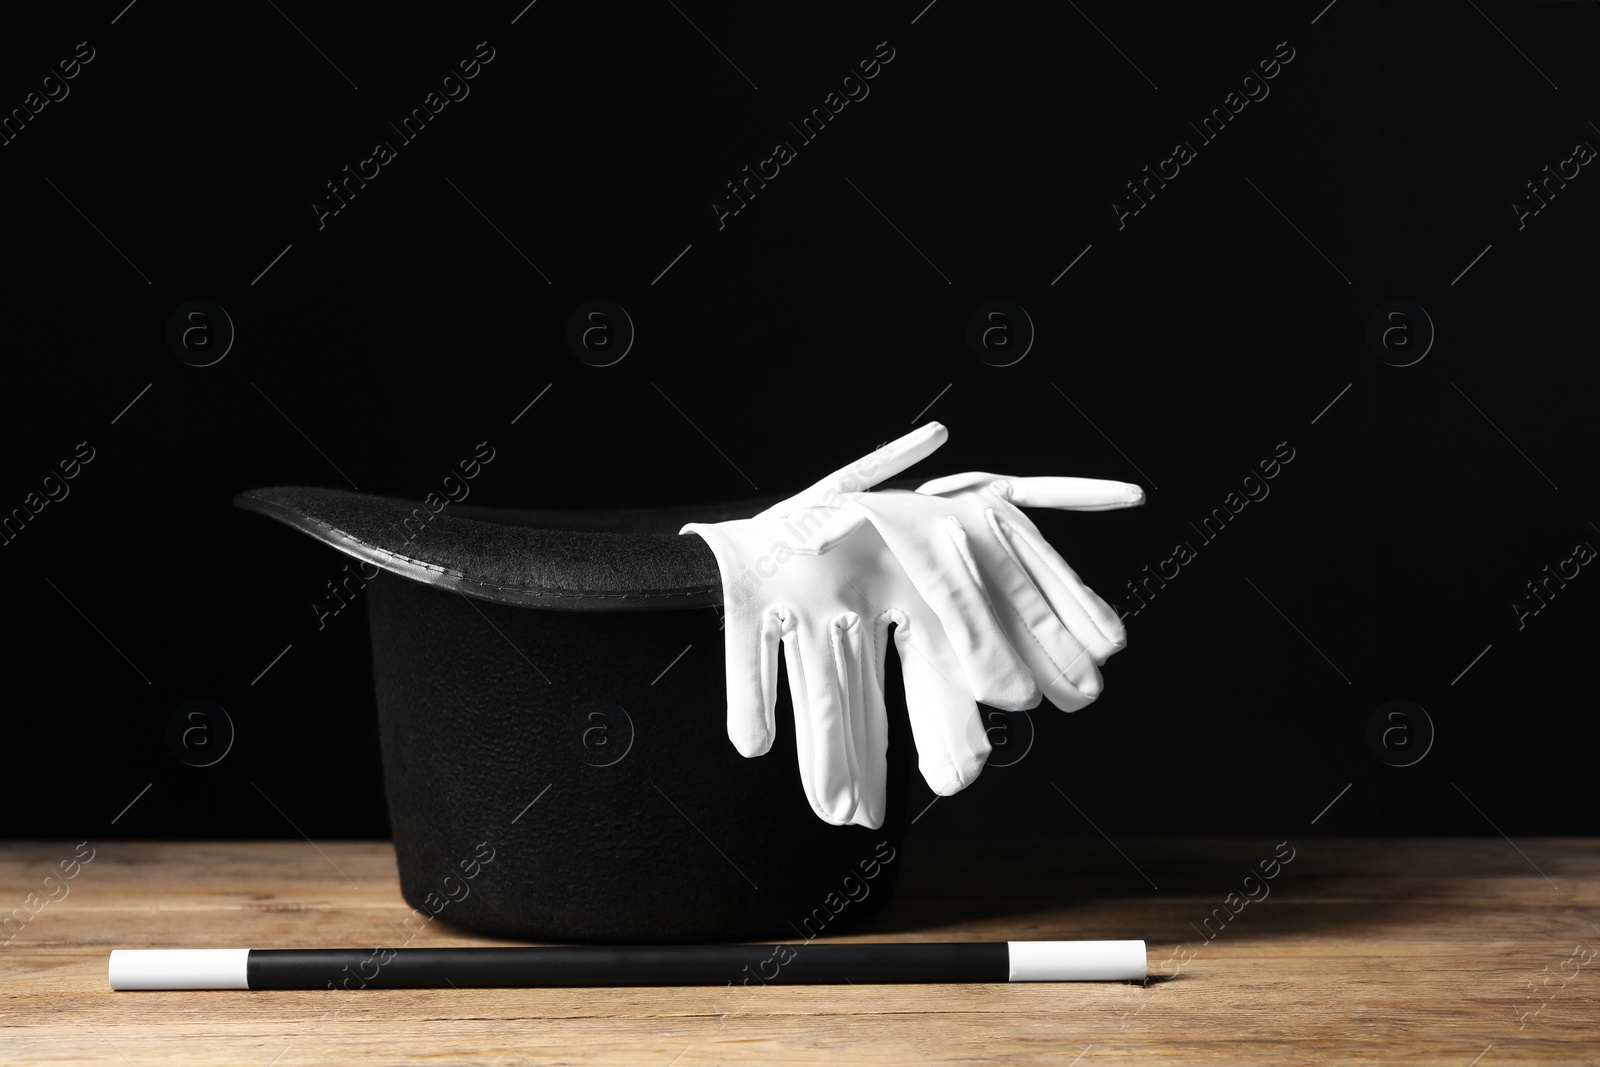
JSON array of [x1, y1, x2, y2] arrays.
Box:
[[2, 838, 1596, 1065]]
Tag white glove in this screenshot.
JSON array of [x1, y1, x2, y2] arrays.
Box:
[[837, 470, 1143, 712], [681, 506, 990, 829], [755, 423, 1144, 712], [682, 422, 1143, 827]]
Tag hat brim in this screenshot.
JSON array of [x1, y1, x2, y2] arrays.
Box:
[[234, 486, 776, 611]]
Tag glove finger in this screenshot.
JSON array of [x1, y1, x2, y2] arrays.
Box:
[[835, 613, 888, 830], [914, 470, 1000, 497], [999, 475, 1145, 512], [684, 521, 782, 757], [725, 606, 782, 756], [846, 498, 1039, 711], [915, 472, 1145, 512], [937, 516, 1044, 709], [991, 508, 1126, 661], [755, 422, 948, 518], [974, 511, 1104, 711], [884, 607, 990, 796], [783, 613, 863, 826], [777, 611, 832, 824]]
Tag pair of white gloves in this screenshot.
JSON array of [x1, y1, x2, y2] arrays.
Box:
[[681, 423, 1144, 829]]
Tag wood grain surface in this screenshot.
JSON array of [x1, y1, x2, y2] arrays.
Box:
[[2, 837, 1596, 1065]]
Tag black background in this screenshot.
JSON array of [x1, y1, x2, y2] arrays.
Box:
[[1, 1, 1594, 843]]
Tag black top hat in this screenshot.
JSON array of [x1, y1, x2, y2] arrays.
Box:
[[237, 486, 914, 944]]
